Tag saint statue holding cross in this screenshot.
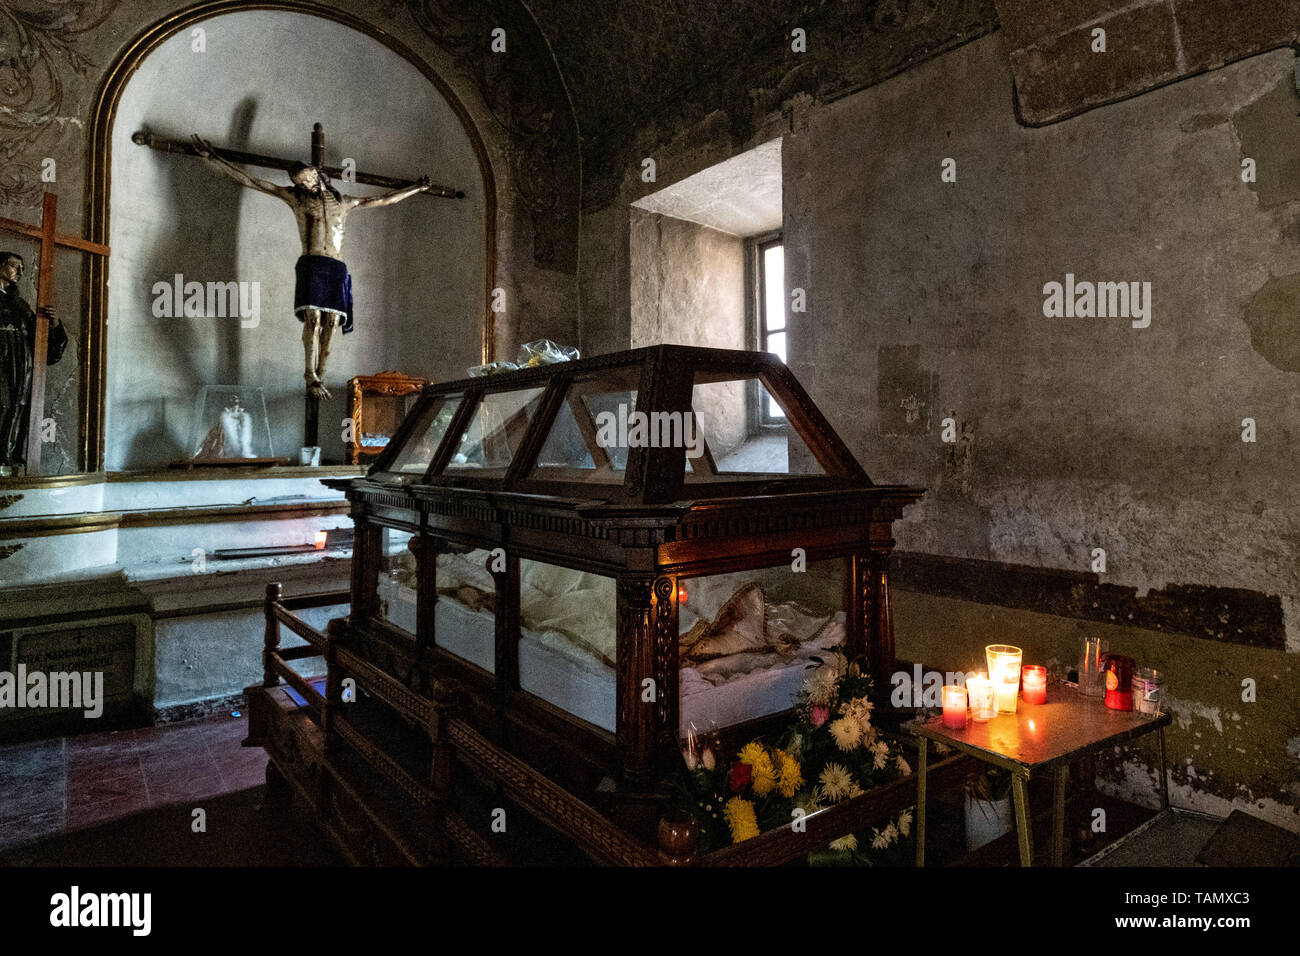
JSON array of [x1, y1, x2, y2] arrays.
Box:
[[192, 135, 432, 400], [0, 251, 67, 473]]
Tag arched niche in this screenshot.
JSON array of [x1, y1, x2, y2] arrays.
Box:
[[90, 4, 493, 470]]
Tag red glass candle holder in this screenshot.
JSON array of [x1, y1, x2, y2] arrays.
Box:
[[942, 684, 968, 729], [1021, 665, 1047, 705]]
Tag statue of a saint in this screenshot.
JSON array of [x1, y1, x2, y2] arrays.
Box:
[[0, 251, 67, 475], [195, 395, 256, 459], [192, 136, 430, 399]]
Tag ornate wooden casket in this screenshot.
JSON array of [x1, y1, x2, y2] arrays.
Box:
[[253, 345, 926, 863]]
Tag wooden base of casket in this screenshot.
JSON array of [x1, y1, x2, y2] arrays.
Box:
[[244, 682, 508, 866], [244, 626, 970, 867]]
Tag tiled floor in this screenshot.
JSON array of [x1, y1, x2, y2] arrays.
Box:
[[0, 713, 266, 852]]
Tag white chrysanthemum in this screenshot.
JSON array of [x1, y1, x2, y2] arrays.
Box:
[[804, 655, 846, 706], [883, 822, 899, 845], [896, 754, 912, 776], [842, 696, 874, 725], [872, 740, 890, 770], [819, 763, 854, 802], [798, 785, 825, 811], [829, 834, 858, 852], [872, 828, 890, 850], [898, 809, 913, 838], [829, 717, 862, 751]]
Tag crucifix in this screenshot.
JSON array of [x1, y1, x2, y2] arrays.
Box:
[[0, 192, 111, 476], [134, 124, 463, 449]]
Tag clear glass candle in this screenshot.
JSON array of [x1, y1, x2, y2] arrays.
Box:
[[986, 644, 1023, 715], [967, 674, 996, 721]]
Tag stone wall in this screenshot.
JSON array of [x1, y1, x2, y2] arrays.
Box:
[[577, 33, 1300, 827]]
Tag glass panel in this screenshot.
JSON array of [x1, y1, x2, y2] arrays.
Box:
[[434, 547, 497, 673], [686, 373, 823, 480], [375, 528, 418, 636], [360, 391, 423, 455], [382, 393, 461, 476], [445, 387, 546, 473], [679, 558, 845, 733], [532, 367, 640, 483], [763, 244, 785, 333], [518, 558, 616, 731]]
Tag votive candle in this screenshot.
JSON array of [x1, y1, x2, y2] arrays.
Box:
[[1021, 665, 1047, 704], [986, 644, 1023, 715], [942, 684, 968, 729], [967, 674, 996, 721]]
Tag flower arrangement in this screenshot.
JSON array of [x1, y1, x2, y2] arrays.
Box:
[[674, 649, 915, 863]]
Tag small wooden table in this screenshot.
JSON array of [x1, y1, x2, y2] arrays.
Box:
[[908, 683, 1171, 867]]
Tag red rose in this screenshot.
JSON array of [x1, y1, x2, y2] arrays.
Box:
[[811, 704, 829, 727], [729, 762, 753, 792]]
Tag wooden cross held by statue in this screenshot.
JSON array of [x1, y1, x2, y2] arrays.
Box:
[[134, 123, 463, 448], [0, 192, 112, 475]]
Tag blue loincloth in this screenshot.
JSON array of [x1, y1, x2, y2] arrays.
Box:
[[294, 255, 354, 333]]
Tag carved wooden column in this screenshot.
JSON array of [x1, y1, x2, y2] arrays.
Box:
[[616, 575, 655, 789], [263, 582, 282, 687], [322, 618, 343, 753], [867, 525, 898, 692], [351, 514, 380, 624], [492, 549, 520, 701], [843, 553, 868, 663], [424, 678, 459, 863], [417, 534, 440, 651], [651, 575, 679, 775], [616, 573, 678, 789]]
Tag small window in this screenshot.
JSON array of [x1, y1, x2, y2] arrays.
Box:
[[757, 238, 786, 422]]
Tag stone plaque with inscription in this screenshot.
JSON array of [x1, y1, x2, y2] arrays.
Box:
[[10, 621, 138, 711]]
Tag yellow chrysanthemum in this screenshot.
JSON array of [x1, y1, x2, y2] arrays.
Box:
[[751, 755, 777, 797], [775, 748, 803, 798], [737, 742, 777, 796], [723, 797, 760, 843]]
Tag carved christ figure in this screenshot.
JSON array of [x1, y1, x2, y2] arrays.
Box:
[[192, 136, 430, 399]]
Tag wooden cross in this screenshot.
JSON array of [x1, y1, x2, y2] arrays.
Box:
[[134, 123, 463, 448], [0, 192, 111, 475], [132, 123, 465, 200]]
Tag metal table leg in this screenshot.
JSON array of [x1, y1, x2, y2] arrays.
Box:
[[1052, 764, 1069, 866], [1156, 727, 1169, 809], [915, 736, 928, 867], [1011, 771, 1033, 866]]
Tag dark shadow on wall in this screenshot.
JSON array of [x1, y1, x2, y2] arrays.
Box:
[[129, 98, 257, 466], [121, 397, 181, 464]]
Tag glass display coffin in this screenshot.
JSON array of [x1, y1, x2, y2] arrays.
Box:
[[328, 346, 924, 787]]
